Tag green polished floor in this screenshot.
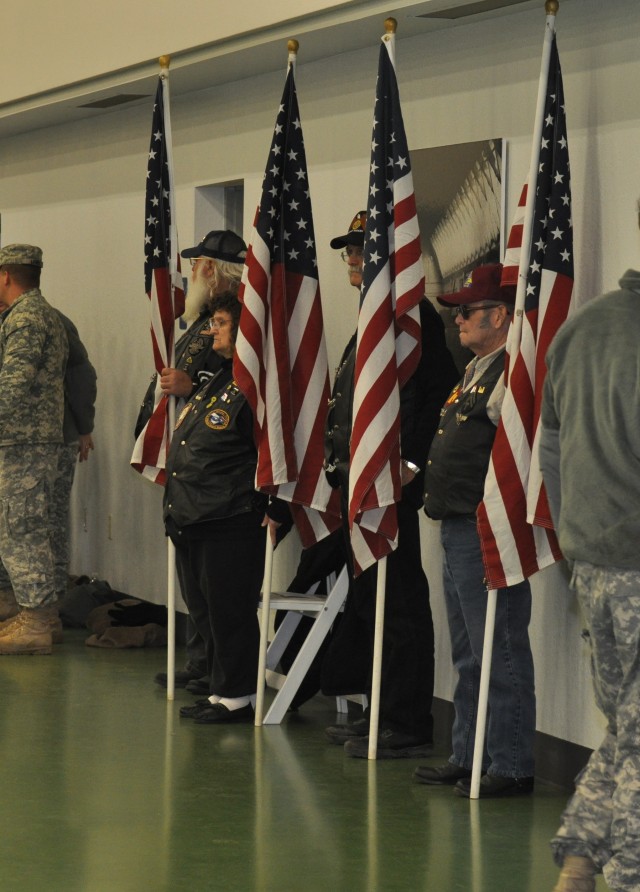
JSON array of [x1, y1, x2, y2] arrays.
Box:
[[0, 631, 608, 892]]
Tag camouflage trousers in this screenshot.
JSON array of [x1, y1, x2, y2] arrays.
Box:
[[50, 443, 78, 595], [0, 444, 59, 608], [551, 560, 640, 891]]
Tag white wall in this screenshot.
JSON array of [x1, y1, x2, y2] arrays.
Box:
[[3, 0, 638, 748]]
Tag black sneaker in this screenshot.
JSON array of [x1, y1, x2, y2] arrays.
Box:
[[344, 729, 433, 760], [325, 714, 370, 745], [413, 762, 471, 785], [454, 774, 534, 798]]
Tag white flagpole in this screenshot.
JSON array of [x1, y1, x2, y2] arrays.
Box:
[[166, 541, 176, 701], [469, 0, 558, 799], [166, 376, 176, 701], [255, 530, 275, 726], [159, 55, 180, 702], [469, 587, 496, 797], [367, 556, 387, 760]]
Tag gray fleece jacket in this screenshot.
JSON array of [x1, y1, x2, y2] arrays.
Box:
[[539, 269, 640, 569]]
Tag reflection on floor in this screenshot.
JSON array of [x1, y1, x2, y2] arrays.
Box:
[[0, 631, 608, 891]]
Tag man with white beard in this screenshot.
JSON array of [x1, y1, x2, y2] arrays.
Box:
[[159, 230, 247, 400], [140, 229, 247, 692]]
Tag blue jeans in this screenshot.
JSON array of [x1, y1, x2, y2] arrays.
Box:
[[440, 515, 536, 778]]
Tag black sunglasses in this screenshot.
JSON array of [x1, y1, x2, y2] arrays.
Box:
[[451, 303, 502, 320]]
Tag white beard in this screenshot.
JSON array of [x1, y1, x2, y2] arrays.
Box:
[[183, 271, 211, 323]]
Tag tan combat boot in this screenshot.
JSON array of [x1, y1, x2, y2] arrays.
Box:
[[0, 587, 19, 622], [553, 856, 596, 892], [47, 602, 64, 644], [0, 607, 53, 655]]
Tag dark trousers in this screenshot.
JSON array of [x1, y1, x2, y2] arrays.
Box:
[[174, 512, 265, 698], [324, 498, 435, 740], [184, 616, 207, 677]]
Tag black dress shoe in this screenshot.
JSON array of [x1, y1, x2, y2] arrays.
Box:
[[185, 676, 210, 695], [194, 703, 254, 724], [413, 762, 472, 785], [344, 728, 433, 760], [454, 774, 535, 798], [179, 699, 212, 718], [155, 670, 200, 689], [324, 714, 370, 745]]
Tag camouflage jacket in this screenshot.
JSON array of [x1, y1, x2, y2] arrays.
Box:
[[0, 288, 68, 445]]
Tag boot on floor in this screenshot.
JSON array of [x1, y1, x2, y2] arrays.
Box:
[[0, 606, 54, 655], [552, 856, 596, 892]]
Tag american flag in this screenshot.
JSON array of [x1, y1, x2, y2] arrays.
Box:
[[348, 31, 424, 576], [478, 33, 573, 588], [131, 74, 184, 485], [234, 62, 340, 546]]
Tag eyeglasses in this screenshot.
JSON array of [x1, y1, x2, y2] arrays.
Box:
[[210, 317, 231, 330], [190, 257, 212, 269], [451, 303, 502, 320], [340, 247, 364, 263]]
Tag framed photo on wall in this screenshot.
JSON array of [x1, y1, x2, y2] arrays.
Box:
[[411, 138, 505, 373]]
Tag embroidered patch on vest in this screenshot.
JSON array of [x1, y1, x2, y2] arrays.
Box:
[[205, 409, 230, 430]]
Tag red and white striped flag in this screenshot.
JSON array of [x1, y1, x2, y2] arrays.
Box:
[[234, 61, 340, 546], [478, 30, 573, 588], [348, 29, 424, 576], [131, 72, 184, 485]]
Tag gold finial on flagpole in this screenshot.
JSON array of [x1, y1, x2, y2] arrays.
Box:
[[545, 0, 559, 15], [287, 39, 299, 68], [385, 17, 397, 34], [159, 55, 171, 69]]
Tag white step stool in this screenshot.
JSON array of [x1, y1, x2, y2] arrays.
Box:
[[259, 565, 365, 724]]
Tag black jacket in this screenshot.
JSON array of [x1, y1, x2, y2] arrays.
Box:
[[324, 298, 459, 509]]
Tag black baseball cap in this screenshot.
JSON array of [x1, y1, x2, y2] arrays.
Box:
[[180, 230, 247, 263], [329, 211, 367, 249]]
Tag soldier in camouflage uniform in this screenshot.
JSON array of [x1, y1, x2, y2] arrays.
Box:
[[0, 312, 96, 625], [540, 261, 640, 892], [0, 244, 68, 655]]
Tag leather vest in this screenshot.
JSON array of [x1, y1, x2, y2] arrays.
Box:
[[423, 352, 505, 519], [163, 366, 263, 528]]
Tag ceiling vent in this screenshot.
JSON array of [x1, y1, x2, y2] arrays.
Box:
[[418, 0, 532, 19], [77, 94, 150, 109]]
